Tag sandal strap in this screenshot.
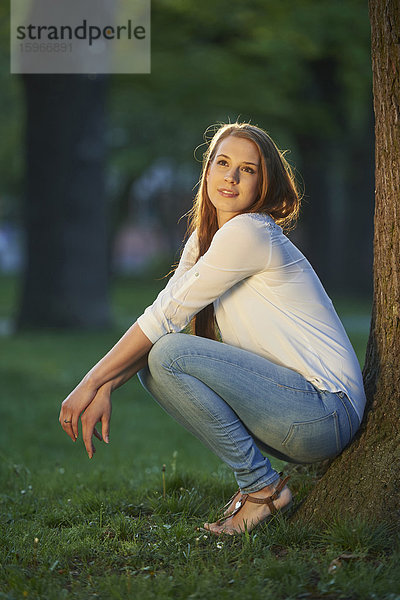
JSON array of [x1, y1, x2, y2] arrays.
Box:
[[246, 475, 291, 515], [222, 488, 240, 510], [216, 473, 290, 525], [216, 494, 249, 525]]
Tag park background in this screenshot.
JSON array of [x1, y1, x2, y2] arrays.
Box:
[[2, 2, 395, 599]]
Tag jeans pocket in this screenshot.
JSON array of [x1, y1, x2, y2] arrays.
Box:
[[281, 411, 342, 463]]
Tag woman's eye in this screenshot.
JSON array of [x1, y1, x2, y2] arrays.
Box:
[[215, 160, 255, 174]]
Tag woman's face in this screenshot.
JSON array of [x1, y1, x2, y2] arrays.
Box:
[[206, 135, 261, 228]]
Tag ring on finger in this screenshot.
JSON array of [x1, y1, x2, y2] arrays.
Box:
[[64, 418, 72, 424]]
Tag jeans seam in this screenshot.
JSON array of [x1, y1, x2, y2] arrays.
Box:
[[337, 394, 354, 439], [169, 353, 320, 395], [333, 411, 341, 454]]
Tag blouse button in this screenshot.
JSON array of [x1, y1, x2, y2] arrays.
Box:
[[194, 272, 199, 277]]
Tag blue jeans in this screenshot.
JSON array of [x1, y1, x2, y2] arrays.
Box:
[[138, 333, 360, 493]]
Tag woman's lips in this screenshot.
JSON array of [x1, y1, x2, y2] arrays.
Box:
[[218, 188, 239, 197]]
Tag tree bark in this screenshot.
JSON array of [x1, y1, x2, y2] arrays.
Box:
[[294, 0, 400, 524], [16, 75, 112, 330]]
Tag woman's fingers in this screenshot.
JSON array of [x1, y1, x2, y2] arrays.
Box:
[[93, 428, 102, 441], [71, 417, 79, 440], [83, 425, 106, 457], [101, 407, 111, 444], [61, 385, 112, 458], [81, 410, 111, 458], [59, 379, 99, 442], [59, 402, 79, 441], [82, 419, 96, 459], [81, 412, 101, 459], [59, 409, 77, 442], [65, 423, 77, 442]]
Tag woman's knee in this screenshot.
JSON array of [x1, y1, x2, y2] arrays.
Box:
[[137, 366, 151, 391], [148, 333, 188, 373]]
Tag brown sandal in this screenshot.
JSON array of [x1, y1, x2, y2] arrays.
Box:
[[206, 473, 292, 535], [222, 488, 241, 515]]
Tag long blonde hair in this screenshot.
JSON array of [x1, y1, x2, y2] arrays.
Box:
[[185, 122, 301, 340]]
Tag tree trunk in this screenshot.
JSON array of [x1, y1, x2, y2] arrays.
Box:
[[16, 75, 112, 330], [294, 0, 400, 524]]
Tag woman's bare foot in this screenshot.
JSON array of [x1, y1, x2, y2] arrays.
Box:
[[204, 480, 292, 536]]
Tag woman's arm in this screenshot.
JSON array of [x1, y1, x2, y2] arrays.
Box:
[[59, 322, 152, 446], [137, 216, 270, 344], [60, 232, 199, 455], [107, 352, 150, 392], [85, 322, 152, 389]]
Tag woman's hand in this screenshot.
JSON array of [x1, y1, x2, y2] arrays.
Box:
[[59, 377, 99, 442], [59, 321, 151, 456], [80, 385, 112, 459]]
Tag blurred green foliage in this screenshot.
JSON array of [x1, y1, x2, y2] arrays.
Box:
[[108, 0, 371, 175], [0, 0, 371, 220]]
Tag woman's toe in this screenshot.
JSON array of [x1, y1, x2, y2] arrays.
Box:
[[203, 522, 223, 535]]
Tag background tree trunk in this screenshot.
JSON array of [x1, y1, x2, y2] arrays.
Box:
[[294, 60, 374, 297], [294, 0, 400, 524], [16, 75, 112, 330]]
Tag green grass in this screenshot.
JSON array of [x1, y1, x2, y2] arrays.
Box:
[[2, 275, 398, 600]]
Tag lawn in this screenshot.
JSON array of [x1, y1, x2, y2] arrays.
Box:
[[1, 275, 399, 600]]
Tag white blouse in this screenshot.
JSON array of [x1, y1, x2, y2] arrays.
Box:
[[137, 213, 366, 422]]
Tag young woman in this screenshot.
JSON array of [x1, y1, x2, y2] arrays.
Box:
[[59, 123, 366, 536]]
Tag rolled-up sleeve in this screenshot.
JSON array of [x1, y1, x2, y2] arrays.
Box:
[[137, 215, 271, 343]]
